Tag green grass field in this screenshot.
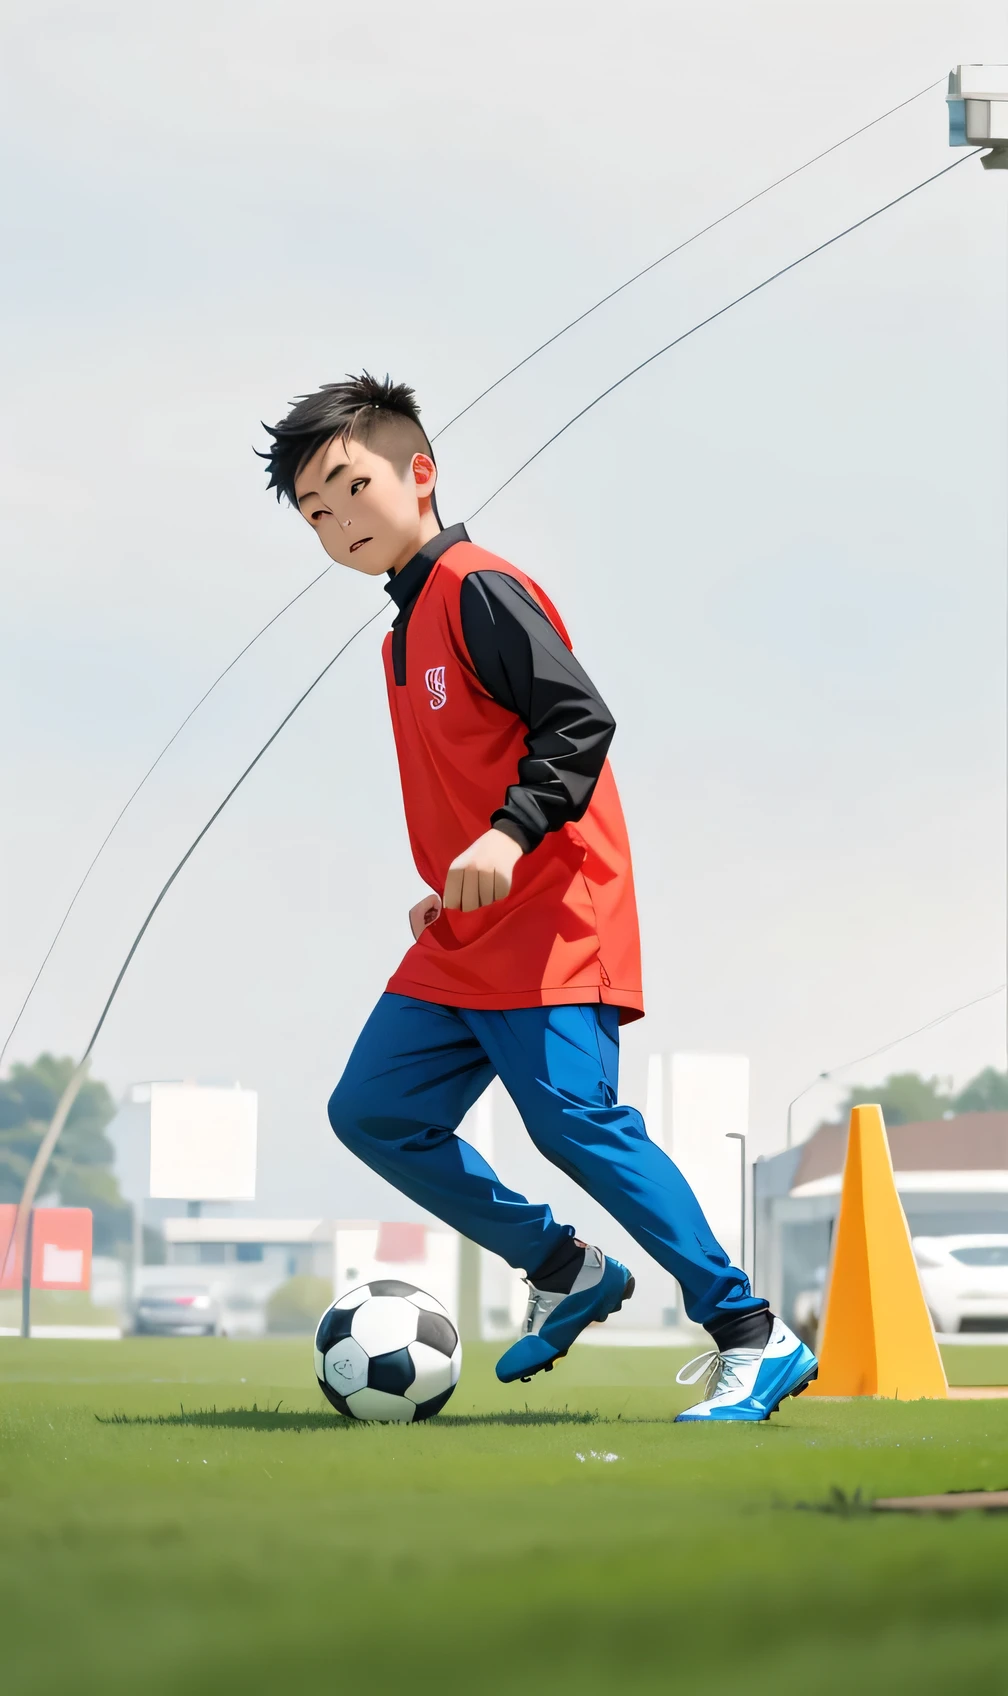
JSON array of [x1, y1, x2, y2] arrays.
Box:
[[2, 1337, 1008, 1694]]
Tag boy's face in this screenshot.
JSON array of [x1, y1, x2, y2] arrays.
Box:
[[293, 434, 437, 576]]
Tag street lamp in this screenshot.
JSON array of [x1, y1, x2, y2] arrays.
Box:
[[948, 67, 1008, 1067], [947, 66, 1008, 167], [786, 1072, 829, 1149]]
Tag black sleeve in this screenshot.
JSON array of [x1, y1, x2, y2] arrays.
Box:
[[459, 571, 615, 854]]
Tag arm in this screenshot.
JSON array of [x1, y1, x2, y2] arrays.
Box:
[[443, 572, 615, 912], [461, 571, 615, 851]]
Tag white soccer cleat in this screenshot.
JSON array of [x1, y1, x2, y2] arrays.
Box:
[[674, 1318, 817, 1423]]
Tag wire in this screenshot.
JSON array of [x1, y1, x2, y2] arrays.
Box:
[[432, 78, 944, 441], [0, 81, 945, 1071], [78, 604, 386, 1061], [1, 597, 380, 1286], [0, 113, 977, 1078], [467, 152, 977, 521], [820, 983, 1007, 1085], [0, 563, 332, 1070], [72, 133, 980, 1072], [784, 982, 1007, 1142]]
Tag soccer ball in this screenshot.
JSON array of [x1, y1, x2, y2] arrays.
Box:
[[314, 1280, 462, 1423]]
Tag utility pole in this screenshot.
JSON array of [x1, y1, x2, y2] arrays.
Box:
[[946, 67, 1008, 1061], [20, 1209, 35, 1339]]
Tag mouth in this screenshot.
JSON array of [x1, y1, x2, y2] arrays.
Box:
[[349, 537, 372, 554]]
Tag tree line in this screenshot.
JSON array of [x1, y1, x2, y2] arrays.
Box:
[[831, 1066, 1008, 1130], [4, 1054, 1008, 1250], [0, 1054, 129, 1253]]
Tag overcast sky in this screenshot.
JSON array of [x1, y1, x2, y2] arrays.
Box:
[[3, 1, 1008, 1219]]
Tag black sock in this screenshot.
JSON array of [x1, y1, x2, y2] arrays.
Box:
[[528, 1236, 586, 1293], [706, 1306, 773, 1353]]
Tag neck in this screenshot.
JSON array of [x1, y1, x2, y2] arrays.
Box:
[[390, 507, 441, 573]]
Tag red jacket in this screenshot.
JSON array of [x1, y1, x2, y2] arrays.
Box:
[[382, 527, 644, 1022]]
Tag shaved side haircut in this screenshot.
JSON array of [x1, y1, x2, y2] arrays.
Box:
[[260, 372, 435, 506]]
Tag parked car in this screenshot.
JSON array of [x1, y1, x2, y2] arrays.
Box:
[[790, 1236, 1008, 1340], [133, 1286, 220, 1337], [913, 1236, 1008, 1335], [218, 1286, 269, 1339]]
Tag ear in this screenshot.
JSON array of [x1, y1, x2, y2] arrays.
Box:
[[411, 453, 437, 503]]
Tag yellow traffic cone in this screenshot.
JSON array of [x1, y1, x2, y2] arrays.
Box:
[[805, 1103, 947, 1399]]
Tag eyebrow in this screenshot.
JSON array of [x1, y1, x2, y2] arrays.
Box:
[[296, 459, 350, 508]]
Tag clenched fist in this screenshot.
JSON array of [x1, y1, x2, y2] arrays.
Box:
[[443, 827, 524, 913]]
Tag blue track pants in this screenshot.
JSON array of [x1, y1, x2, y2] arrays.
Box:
[[327, 993, 761, 1328]]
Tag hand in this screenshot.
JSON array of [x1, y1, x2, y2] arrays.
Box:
[[443, 827, 523, 913], [409, 892, 443, 941]]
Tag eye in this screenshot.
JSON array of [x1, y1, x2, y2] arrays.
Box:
[[350, 477, 369, 496]]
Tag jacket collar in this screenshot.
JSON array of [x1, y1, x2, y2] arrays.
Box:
[[384, 522, 469, 614]]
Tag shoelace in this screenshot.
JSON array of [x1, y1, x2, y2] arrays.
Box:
[[520, 1280, 570, 1336], [675, 1347, 760, 1400], [521, 1246, 600, 1335]]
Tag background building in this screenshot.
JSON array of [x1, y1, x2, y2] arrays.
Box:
[[754, 1112, 1008, 1331]]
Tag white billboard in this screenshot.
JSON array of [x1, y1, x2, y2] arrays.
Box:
[[667, 1053, 749, 1269], [149, 1083, 257, 1201]]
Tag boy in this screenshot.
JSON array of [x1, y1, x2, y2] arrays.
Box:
[[261, 372, 817, 1420]]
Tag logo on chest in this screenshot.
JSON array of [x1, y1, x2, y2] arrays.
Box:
[[424, 664, 448, 711]]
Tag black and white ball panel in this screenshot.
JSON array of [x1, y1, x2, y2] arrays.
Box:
[[416, 1311, 457, 1354], [408, 1341, 456, 1401], [319, 1335, 369, 1399], [346, 1387, 416, 1422], [314, 1303, 355, 1353], [315, 1281, 461, 1422], [351, 1296, 418, 1356], [368, 1346, 415, 1396]]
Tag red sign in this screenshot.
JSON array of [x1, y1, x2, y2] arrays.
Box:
[[0, 1206, 92, 1290], [375, 1221, 426, 1263]]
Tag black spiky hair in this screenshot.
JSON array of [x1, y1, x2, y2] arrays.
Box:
[[258, 372, 435, 506]]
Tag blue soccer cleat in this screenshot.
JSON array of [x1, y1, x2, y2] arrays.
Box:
[[674, 1318, 818, 1423], [496, 1245, 634, 1383]]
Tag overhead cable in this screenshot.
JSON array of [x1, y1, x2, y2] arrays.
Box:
[[2, 597, 378, 1283], [467, 152, 976, 520], [0, 562, 332, 1069], [788, 982, 1007, 1106], [79, 603, 386, 1062], [0, 81, 945, 1064], [784, 982, 1006, 1144], [3, 134, 985, 1278], [432, 76, 945, 441], [62, 149, 982, 1067]]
